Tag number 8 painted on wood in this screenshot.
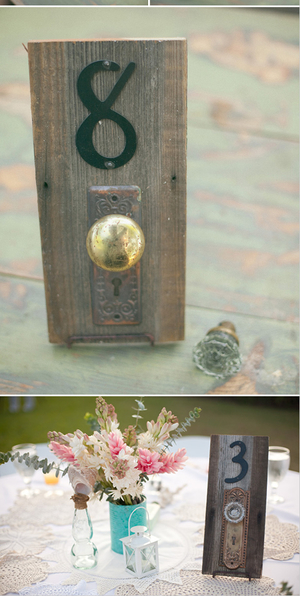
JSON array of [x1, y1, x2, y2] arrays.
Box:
[[76, 60, 137, 170]]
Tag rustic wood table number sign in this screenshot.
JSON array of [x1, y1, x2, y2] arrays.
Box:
[[202, 434, 269, 580], [28, 39, 187, 345]]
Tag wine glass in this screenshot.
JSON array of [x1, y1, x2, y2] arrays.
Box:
[[147, 474, 162, 495], [11, 443, 38, 497], [268, 446, 290, 505]]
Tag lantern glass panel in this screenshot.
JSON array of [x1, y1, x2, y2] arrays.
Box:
[[141, 544, 157, 573], [125, 545, 136, 573]]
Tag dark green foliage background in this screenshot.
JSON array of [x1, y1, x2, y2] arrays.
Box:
[[0, 397, 298, 470]]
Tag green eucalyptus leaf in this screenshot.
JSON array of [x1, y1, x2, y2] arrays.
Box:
[[135, 400, 146, 410]]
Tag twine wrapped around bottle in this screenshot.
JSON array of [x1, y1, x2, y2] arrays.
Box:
[[71, 494, 89, 510]]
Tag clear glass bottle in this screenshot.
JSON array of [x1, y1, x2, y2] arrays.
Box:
[[193, 321, 242, 379], [70, 494, 98, 569]]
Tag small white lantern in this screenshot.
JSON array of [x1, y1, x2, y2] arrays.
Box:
[[120, 506, 159, 579]]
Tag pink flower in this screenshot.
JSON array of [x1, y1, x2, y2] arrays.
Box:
[[109, 458, 130, 480], [137, 449, 164, 475], [108, 431, 127, 459], [158, 448, 188, 474], [49, 441, 76, 464], [96, 397, 118, 432], [47, 431, 74, 445]]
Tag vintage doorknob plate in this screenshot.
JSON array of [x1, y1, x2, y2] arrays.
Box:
[[86, 214, 145, 272], [223, 501, 245, 524]]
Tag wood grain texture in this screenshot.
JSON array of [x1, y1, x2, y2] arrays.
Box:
[[0, 9, 298, 140], [12, 0, 147, 4], [202, 434, 269, 578], [0, 275, 298, 395], [152, 1, 298, 5], [0, 9, 298, 394], [28, 40, 187, 344], [187, 127, 299, 322]]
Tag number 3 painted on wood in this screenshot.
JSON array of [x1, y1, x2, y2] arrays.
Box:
[[225, 440, 248, 484]]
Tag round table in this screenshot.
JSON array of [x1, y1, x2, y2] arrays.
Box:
[[0, 438, 298, 596]]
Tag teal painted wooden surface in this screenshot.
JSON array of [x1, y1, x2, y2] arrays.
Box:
[[187, 127, 299, 321], [0, 7, 298, 395], [0, 9, 298, 138], [13, 0, 147, 5], [0, 276, 298, 395], [0, 129, 298, 322], [152, 1, 299, 6]]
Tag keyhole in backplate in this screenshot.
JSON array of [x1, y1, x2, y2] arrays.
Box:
[[112, 278, 122, 296], [232, 535, 236, 545]]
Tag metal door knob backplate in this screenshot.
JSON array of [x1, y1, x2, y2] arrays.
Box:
[[86, 214, 145, 272]]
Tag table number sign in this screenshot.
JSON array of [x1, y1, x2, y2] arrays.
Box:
[[28, 39, 187, 345], [202, 434, 269, 580]]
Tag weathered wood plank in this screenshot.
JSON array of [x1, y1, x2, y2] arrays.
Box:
[[0, 275, 298, 395], [0, 128, 298, 321], [0, 8, 298, 388], [0, 124, 297, 323], [203, 435, 268, 578], [28, 39, 187, 344], [0, 9, 298, 140]]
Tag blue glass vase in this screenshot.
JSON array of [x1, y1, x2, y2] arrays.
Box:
[[109, 499, 147, 554]]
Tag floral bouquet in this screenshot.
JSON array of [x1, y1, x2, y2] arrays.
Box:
[[0, 398, 202, 559], [48, 397, 201, 506]]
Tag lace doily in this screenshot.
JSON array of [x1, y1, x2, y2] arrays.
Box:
[[42, 520, 202, 595], [0, 488, 298, 596], [173, 503, 299, 561], [175, 503, 206, 523], [0, 554, 49, 595], [191, 526, 205, 546], [263, 515, 299, 561], [115, 571, 280, 595], [0, 489, 108, 527], [156, 485, 187, 508], [0, 523, 54, 556], [18, 580, 98, 596]]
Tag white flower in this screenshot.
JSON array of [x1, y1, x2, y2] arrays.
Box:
[[128, 482, 144, 500], [137, 432, 161, 451], [138, 420, 178, 451], [110, 420, 120, 433], [103, 451, 140, 492], [108, 481, 144, 502], [69, 435, 103, 470], [108, 488, 123, 500], [70, 435, 88, 462]]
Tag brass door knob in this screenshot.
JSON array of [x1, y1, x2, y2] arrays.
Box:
[[86, 214, 145, 272]]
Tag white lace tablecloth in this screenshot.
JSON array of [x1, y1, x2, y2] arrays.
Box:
[[0, 449, 299, 596]]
